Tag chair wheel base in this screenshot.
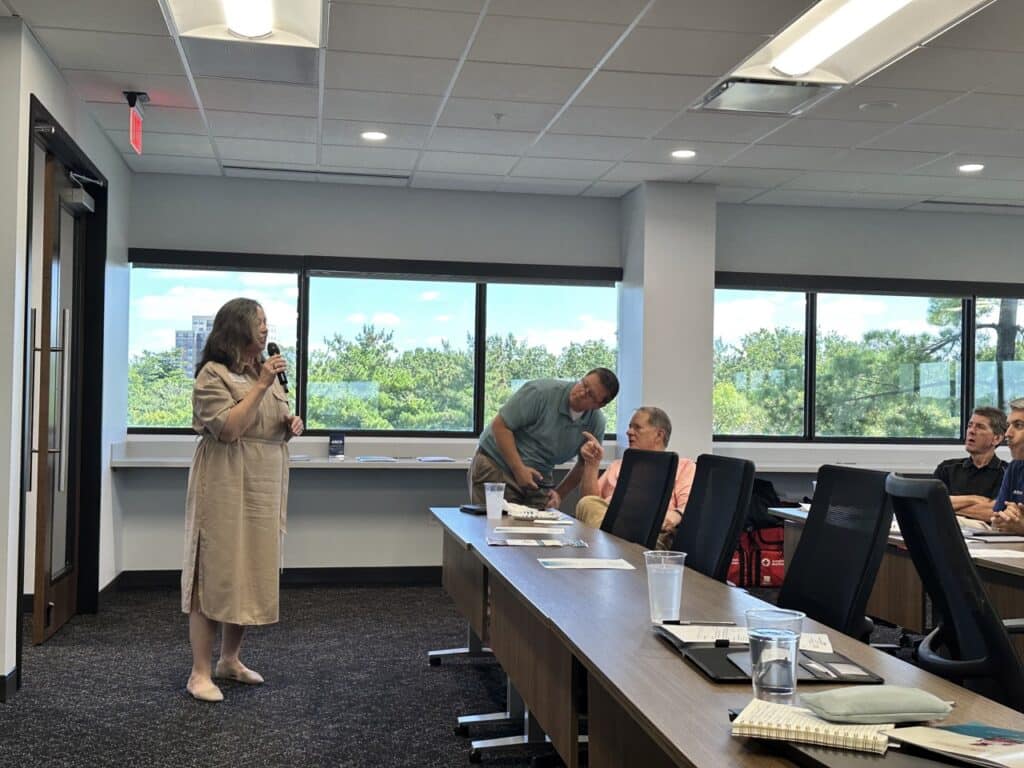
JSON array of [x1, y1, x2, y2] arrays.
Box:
[[469, 749, 482, 763], [428, 656, 441, 666], [455, 724, 469, 737]]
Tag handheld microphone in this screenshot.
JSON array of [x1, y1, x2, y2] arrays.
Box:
[[266, 342, 289, 393]]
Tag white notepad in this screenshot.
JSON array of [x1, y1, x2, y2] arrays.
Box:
[[658, 624, 834, 653], [732, 698, 890, 755], [494, 526, 566, 534], [970, 548, 1024, 559], [537, 558, 634, 570]]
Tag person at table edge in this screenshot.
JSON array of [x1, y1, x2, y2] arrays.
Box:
[[933, 406, 1007, 522], [991, 398, 1024, 534], [468, 368, 619, 509]]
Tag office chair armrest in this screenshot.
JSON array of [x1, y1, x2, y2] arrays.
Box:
[[1003, 618, 1024, 635], [917, 628, 991, 678]]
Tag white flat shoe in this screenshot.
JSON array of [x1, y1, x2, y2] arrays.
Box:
[[187, 680, 224, 702], [214, 660, 264, 685]]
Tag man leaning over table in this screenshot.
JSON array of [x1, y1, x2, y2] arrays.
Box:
[[575, 406, 696, 550], [468, 368, 619, 510], [991, 398, 1024, 534], [933, 406, 1008, 523]]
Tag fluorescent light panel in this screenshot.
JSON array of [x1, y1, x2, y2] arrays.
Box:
[[166, 0, 322, 47], [731, 0, 996, 85]]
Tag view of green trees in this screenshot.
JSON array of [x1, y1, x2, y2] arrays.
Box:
[[128, 325, 618, 432], [713, 296, 1023, 438]]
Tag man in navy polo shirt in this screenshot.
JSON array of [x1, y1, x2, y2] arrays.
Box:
[[992, 398, 1024, 533]]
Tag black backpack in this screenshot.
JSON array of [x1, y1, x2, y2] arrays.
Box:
[[746, 478, 782, 529]]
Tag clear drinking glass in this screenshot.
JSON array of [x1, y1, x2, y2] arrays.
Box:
[[745, 608, 804, 699], [484, 482, 506, 520], [644, 551, 686, 623]]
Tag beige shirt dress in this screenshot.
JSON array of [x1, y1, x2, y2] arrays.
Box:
[[180, 361, 291, 625]]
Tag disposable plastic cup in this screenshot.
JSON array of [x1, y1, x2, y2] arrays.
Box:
[[644, 551, 686, 623], [484, 483, 506, 520], [746, 608, 804, 699]]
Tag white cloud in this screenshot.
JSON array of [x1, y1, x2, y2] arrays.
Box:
[[347, 312, 366, 324], [435, 314, 451, 323], [425, 335, 448, 346], [372, 312, 401, 327], [714, 297, 788, 344], [520, 314, 616, 353], [239, 273, 298, 287], [420, 290, 441, 301]]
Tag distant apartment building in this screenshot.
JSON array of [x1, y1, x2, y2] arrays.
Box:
[[175, 316, 214, 373]]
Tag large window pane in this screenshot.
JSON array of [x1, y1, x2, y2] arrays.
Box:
[[713, 289, 805, 436], [485, 284, 618, 433], [128, 267, 298, 428], [307, 276, 475, 431], [816, 294, 961, 438], [975, 297, 1024, 409]]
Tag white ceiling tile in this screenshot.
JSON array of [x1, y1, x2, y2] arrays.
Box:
[[215, 138, 317, 166], [780, 172, 885, 193], [418, 151, 518, 175], [862, 124, 1024, 157], [331, 0, 483, 12], [32, 28, 182, 75], [427, 127, 535, 155], [497, 177, 590, 195], [452, 62, 587, 103], [763, 118, 894, 149], [854, 174, 974, 196], [748, 190, 919, 209], [321, 145, 421, 170], [89, 103, 205, 134], [439, 99, 559, 131], [820, 148, 945, 174], [323, 90, 441, 123], [529, 134, 644, 161], [65, 70, 197, 108], [316, 171, 410, 186], [550, 106, 677, 138], [864, 46, 1024, 93], [606, 27, 768, 77], [469, 16, 622, 69], [108, 130, 213, 157], [583, 181, 641, 197], [807, 85, 962, 124], [574, 72, 714, 111], [927, 2, 1024, 53], [195, 78, 318, 117], [913, 92, 1024, 131], [488, 0, 647, 24], [913, 155, 1024, 182], [725, 145, 843, 170], [410, 172, 502, 192], [950, 178, 1024, 201], [602, 162, 710, 183], [323, 120, 431, 149], [224, 167, 319, 183], [328, 3, 478, 58], [11, 0, 170, 34], [656, 111, 790, 143], [694, 167, 802, 187], [121, 154, 221, 175], [624, 139, 744, 165], [180, 37, 318, 86], [324, 52, 458, 95], [207, 111, 317, 142], [641, 0, 812, 35], [715, 186, 768, 203], [511, 157, 615, 179]]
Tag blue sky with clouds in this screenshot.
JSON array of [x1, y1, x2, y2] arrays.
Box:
[[129, 267, 617, 358]]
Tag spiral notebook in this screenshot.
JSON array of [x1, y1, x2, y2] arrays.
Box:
[[731, 698, 891, 755]]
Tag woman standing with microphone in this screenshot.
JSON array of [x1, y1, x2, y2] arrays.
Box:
[[182, 298, 303, 702]]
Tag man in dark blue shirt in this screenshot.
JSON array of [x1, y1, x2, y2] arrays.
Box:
[[992, 399, 1024, 533]]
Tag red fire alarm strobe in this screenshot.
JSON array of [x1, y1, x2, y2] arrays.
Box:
[[124, 91, 149, 156]]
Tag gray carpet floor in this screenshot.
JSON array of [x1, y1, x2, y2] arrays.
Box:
[[0, 585, 534, 768]]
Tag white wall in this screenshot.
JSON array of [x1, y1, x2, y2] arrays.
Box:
[[129, 174, 620, 267], [717, 203, 1024, 281], [0, 19, 130, 679]]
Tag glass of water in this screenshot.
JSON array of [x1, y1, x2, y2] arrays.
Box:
[[745, 608, 805, 700], [644, 551, 686, 623]]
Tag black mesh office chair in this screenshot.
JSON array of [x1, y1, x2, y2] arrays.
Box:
[[885, 474, 1024, 711], [777, 465, 893, 641], [601, 449, 679, 549], [671, 454, 755, 581]]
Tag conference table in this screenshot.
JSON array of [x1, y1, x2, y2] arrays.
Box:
[[432, 507, 1024, 768], [770, 506, 1024, 655]]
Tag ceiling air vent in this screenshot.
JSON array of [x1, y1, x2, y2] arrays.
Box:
[[695, 78, 840, 116]]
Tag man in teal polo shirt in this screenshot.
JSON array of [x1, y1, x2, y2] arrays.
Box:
[[469, 368, 619, 509]]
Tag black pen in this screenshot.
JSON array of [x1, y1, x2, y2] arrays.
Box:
[[665, 620, 736, 626]]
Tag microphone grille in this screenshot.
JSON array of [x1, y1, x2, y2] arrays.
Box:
[[267, 342, 280, 355]]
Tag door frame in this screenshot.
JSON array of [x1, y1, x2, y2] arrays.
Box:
[[13, 96, 107, 695]]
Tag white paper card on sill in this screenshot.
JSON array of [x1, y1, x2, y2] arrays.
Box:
[[970, 548, 1024, 559], [537, 558, 634, 570], [658, 624, 833, 653], [970, 535, 1024, 544], [494, 526, 566, 534]]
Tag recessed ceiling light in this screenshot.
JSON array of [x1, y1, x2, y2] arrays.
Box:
[[361, 131, 388, 142], [858, 100, 898, 113], [671, 149, 696, 160], [958, 163, 984, 173], [223, 0, 273, 39]]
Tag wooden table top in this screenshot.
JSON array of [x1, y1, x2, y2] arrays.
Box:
[[432, 507, 1024, 768]]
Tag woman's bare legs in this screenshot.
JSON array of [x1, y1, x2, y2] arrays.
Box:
[[187, 609, 223, 701], [216, 623, 264, 684]]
